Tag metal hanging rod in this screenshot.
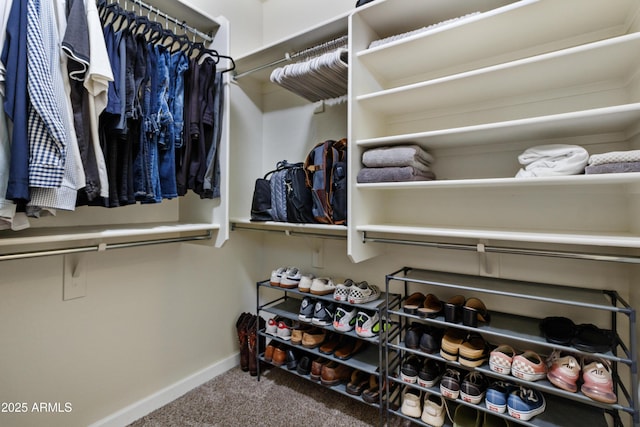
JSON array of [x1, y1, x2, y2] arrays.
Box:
[[233, 34, 348, 80], [0, 231, 212, 262], [362, 233, 640, 265], [127, 0, 214, 42], [231, 223, 346, 241]]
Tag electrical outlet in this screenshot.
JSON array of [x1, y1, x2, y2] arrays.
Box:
[[63, 254, 87, 300]]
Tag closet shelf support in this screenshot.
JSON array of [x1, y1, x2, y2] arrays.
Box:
[[0, 231, 212, 262], [362, 232, 640, 265]]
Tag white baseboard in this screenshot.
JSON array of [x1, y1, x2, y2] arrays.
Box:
[[89, 353, 240, 427]]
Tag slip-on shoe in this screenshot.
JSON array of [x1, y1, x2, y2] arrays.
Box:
[[417, 293, 443, 318], [440, 328, 466, 361], [346, 369, 370, 396], [310, 357, 329, 381], [296, 355, 311, 376], [333, 337, 366, 360], [444, 294, 465, 323], [301, 328, 326, 349], [403, 292, 425, 314], [362, 374, 380, 403], [320, 361, 353, 386], [463, 297, 490, 327], [458, 333, 489, 368]]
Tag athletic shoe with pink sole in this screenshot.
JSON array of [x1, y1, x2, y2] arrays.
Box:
[[581, 358, 617, 403], [546, 350, 579, 393]]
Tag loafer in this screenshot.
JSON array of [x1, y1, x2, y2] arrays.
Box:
[[404, 323, 423, 349], [419, 326, 443, 354], [310, 356, 329, 381], [301, 328, 326, 348], [512, 350, 547, 381], [346, 369, 369, 396], [290, 323, 312, 345], [333, 337, 366, 360], [489, 344, 515, 375], [462, 297, 490, 327], [460, 371, 489, 404], [320, 361, 353, 386], [444, 294, 465, 323], [417, 293, 443, 318], [285, 348, 298, 370], [272, 344, 287, 367], [318, 332, 342, 355], [458, 333, 488, 368], [296, 355, 311, 375], [403, 292, 425, 314]]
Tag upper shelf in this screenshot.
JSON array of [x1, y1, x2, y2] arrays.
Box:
[[356, 0, 639, 88], [357, 32, 640, 117]]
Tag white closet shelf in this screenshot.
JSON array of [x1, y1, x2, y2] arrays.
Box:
[[230, 218, 347, 238], [356, 103, 640, 149], [356, 173, 640, 190], [0, 223, 219, 248], [357, 0, 637, 87], [357, 224, 640, 249], [357, 32, 640, 116]]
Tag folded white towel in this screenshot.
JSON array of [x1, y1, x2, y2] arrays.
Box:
[[516, 144, 589, 178], [588, 149, 640, 166]]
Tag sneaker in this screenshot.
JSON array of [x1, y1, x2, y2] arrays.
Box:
[[266, 316, 281, 335], [485, 380, 517, 414], [298, 273, 315, 292], [279, 267, 302, 289], [333, 278, 355, 302], [333, 306, 358, 332], [460, 371, 489, 404], [298, 297, 316, 322], [276, 318, 295, 340], [440, 367, 463, 399], [512, 350, 547, 381], [269, 267, 287, 286], [507, 386, 546, 421], [581, 358, 617, 404], [546, 350, 579, 393], [400, 354, 421, 384], [310, 277, 336, 296], [421, 394, 445, 427], [348, 281, 381, 304], [355, 310, 379, 338], [312, 300, 335, 326], [417, 359, 445, 388], [400, 386, 422, 418], [489, 344, 515, 375]]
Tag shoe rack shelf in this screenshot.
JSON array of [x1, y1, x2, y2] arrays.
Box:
[[255, 279, 401, 415], [383, 267, 638, 427]]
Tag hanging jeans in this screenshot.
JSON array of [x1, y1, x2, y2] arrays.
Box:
[[156, 45, 177, 199]]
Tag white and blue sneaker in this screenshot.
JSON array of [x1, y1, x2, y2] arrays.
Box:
[[485, 380, 516, 413], [507, 386, 546, 421], [312, 300, 335, 326], [333, 306, 357, 332], [298, 297, 316, 322]]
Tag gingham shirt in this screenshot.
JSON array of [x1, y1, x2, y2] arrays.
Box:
[[27, 0, 67, 188]]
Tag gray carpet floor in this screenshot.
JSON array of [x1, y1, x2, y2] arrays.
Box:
[[128, 365, 393, 427]]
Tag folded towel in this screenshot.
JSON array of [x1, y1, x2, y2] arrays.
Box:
[[362, 145, 434, 169], [585, 161, 640, 174], [516, 144, 589, 178], [357, 166, 436, 183], [588, 150, 640, 166]]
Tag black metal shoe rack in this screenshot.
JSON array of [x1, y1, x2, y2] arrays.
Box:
[[255, 278, 402, 425], [383, 266, 638, 427]]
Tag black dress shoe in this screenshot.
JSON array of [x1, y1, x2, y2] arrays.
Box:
[[296, 355, 311, 375], [286, 349, 298, 370]]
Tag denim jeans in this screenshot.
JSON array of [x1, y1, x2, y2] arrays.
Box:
[[156, 46, 178, 199]]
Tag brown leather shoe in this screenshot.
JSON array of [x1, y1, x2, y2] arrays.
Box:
[[290, 323, 312, 346], [272, 344, 287, 367], [264, 341, 276, 362], [334, 337, 366, 360], [319, 333, 342, 354], [362, 374, 380, 403], [301, 328, 326, 349], [310, 356, 329, 381], [417, 293, 443, 318], [320, 361, 353, 386]]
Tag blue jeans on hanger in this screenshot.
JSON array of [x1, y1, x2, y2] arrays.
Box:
[[156, 46, 178, 199]]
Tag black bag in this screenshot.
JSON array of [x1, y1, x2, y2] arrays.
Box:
[[304, 139, 348, 225], [284, 164, 315, 223], [250, 171, 274, 222]]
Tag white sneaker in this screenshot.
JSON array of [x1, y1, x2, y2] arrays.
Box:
[[421, 394, 445, 427], [270, 267, 287, 286], [333, 306, 357, 332], [348, 281, 381, 304], [280, 267, 302, 289], [401, 386, 422, 418], [298, 273, 315, 293], [310, 277, 336, 296], [333, 278, 355, 302], [355, 310, 379, 338]]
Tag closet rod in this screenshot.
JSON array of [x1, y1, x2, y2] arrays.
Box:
[[233, 34, 348, 80], [129, 0, 213, 42], [0, 231, 212, 262], [362, 233, 640, 265], [231, 224, 346, 241]]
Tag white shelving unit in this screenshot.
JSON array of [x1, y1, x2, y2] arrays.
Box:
[[0, 4, 231, 255], [348, 0, 640, 263]]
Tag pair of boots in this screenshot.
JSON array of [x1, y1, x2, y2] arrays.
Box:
[[236, 312, 263, 376]]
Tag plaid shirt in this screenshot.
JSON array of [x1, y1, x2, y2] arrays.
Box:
[[27, 0, 67, 188]]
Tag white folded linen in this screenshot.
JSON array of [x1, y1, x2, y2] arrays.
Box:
[[588, 149, 640, 166], [516, 144, 589, 178]]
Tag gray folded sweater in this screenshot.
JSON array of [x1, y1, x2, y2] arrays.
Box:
[[357, 166, 436, 183], [585, 161, 640, 174], [362, 145, 434, 171]]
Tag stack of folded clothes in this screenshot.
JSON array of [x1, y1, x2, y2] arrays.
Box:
[[585, 149, 640, 174], [357, 145, 435, 183], [515, 144, 589, 178]]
